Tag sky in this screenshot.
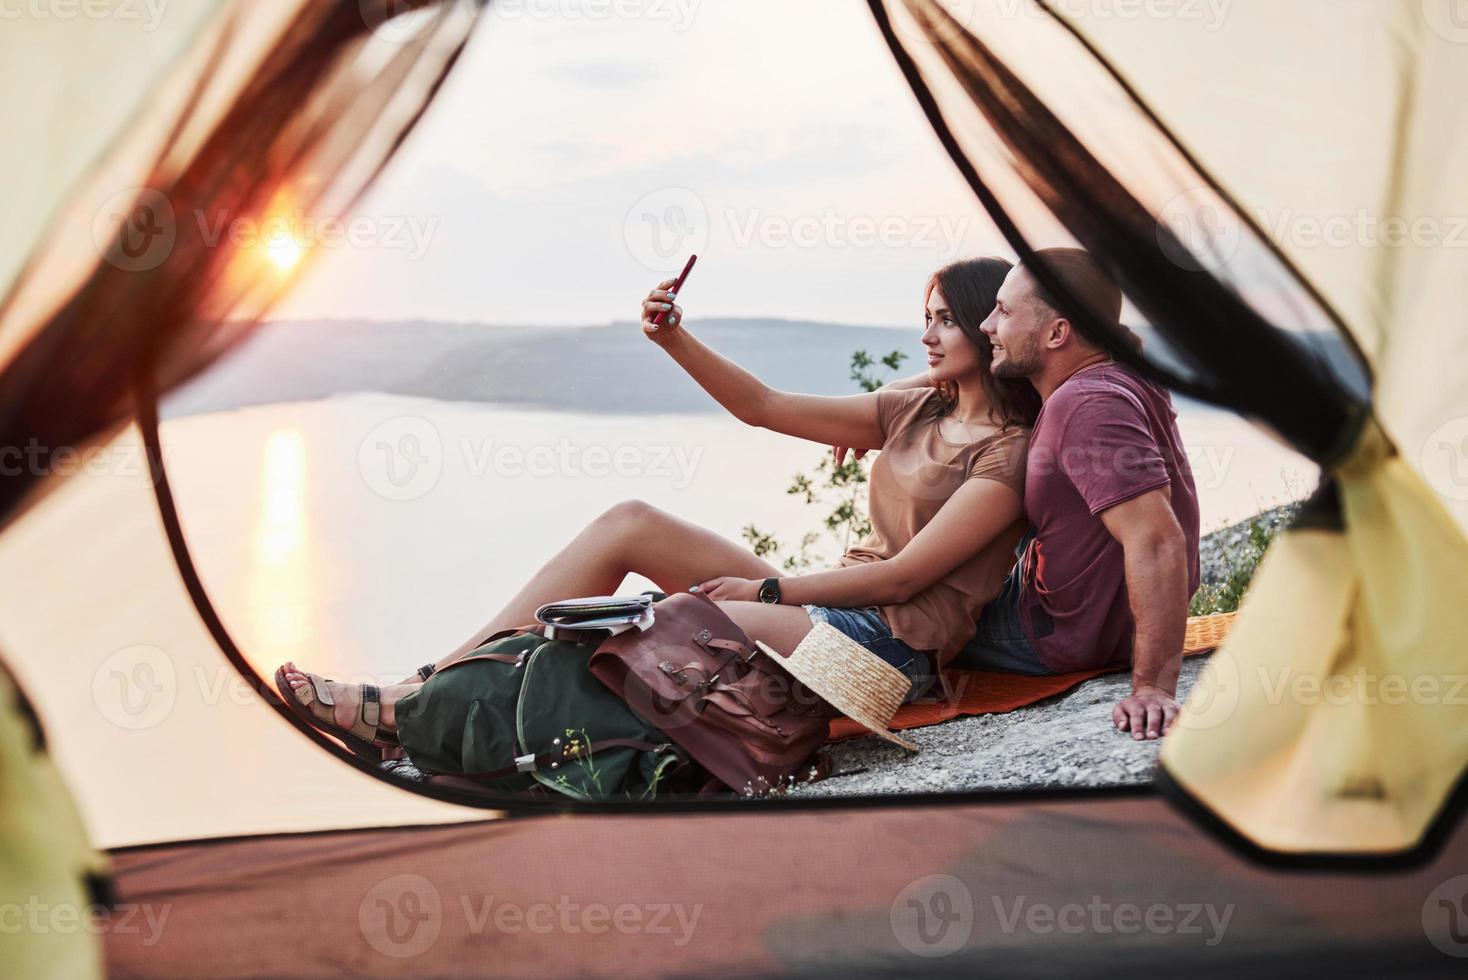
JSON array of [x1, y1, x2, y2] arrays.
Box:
[[275, 1, 1011, 328]]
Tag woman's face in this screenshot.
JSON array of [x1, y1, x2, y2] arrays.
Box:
[[922, 285, 984, 385]]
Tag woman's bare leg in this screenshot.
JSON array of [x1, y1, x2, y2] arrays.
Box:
[[433, 499, 787, 667]]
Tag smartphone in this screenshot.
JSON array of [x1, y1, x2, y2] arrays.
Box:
[[650, 253, 697, 329]]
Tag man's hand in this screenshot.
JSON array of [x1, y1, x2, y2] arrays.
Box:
[[1112, 684, 1180, 740], [690, 576, 760, 601]]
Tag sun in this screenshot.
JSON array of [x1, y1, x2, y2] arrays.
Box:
[[265, 238, 304, 272]]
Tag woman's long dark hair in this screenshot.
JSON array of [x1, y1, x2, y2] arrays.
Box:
[[924, 257, 1042, 429]]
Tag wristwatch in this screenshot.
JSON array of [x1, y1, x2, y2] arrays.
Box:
[[757, 578, 782, 604]]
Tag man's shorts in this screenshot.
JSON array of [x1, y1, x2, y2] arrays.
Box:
[[801, 603, 940, 703], [951, 528, 1056, 676]]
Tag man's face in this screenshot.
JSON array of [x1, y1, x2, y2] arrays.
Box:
[[981, 267, 1049, 380]]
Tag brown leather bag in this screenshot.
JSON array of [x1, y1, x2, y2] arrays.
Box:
[[588, 591, 837, 796]]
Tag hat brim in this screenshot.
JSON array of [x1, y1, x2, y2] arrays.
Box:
[[754, 637, 920, 753]]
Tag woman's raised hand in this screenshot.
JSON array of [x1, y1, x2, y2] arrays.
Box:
[[640, 279, 686, 347]]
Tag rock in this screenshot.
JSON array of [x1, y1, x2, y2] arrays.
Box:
[[789, 652, 1212, 798]]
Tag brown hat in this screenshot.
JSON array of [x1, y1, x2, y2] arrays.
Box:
[[755, 623, 919, 752]]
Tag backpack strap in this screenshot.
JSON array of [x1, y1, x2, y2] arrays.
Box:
[[455, 737, 669, 782]]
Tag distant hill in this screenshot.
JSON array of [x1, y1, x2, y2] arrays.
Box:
[[160, 318, 925, 418], [160, 316, 1363, 419]]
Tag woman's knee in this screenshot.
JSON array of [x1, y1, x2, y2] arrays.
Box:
[[595, 498, 663, 539]]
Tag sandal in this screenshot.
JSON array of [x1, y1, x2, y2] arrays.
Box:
[[273, 666, 399, 763]]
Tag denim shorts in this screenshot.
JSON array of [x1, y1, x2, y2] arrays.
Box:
[[801, 604, 939, 703], [951, 527, 1054, 676]]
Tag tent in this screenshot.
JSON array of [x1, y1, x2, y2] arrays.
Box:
[[1, 0, 1464, 975]]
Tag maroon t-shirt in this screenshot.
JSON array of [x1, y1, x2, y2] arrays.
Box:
[[1019, 363, 1201, 672]]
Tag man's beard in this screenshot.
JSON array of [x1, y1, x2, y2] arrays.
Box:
[[991, 336, 1042, 379]]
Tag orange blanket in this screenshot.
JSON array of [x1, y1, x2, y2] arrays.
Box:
[[827, 612, 1234, 741]]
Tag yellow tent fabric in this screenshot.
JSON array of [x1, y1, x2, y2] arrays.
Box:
[[0, 1, 491, 971], [1036, 0, 1468, 853], [881, 0, 1468, 854]]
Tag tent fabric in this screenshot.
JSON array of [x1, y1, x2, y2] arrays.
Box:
[[0, 1, 486, 971], [870, 0, 1468, 855], [101, 794, 1468, 976], [0, 662, 107, 979], [0, 0, 483, 526]]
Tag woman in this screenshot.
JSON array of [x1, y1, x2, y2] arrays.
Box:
[[278, 257, 1039, 749]]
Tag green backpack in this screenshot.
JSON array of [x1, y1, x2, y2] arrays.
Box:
[[392, 626, 701, 800]]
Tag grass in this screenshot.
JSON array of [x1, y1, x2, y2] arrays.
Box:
[[1188, 504, 1299, 616]]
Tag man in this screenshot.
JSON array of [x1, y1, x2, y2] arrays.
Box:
[[874, 249, 1200, 740]]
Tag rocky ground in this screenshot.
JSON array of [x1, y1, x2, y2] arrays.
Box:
[[789, 506, 1297, 798], [383, 506, 1299, 799]]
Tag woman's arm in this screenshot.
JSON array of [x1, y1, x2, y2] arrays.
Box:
[[642, 283, 886, 450], [697, 477, 1023, 606]]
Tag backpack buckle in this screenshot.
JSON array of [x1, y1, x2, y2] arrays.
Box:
[[514, 753, 537, 773]]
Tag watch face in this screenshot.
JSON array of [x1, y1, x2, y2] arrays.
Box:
[[759, 581, 779, 603]]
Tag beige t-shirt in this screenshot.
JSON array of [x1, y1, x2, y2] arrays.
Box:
[[836, 387, 1030, 668]]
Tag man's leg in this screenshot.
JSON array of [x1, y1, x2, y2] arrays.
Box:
[[952, 530, 1052, 675]]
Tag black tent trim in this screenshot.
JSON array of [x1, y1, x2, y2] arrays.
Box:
[[865, 0, 1370, 468]]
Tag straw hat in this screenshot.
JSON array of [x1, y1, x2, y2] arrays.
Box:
[[755, 622, 919, 752]]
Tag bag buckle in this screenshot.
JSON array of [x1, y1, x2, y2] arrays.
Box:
[[514, 753, 537, 773]]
